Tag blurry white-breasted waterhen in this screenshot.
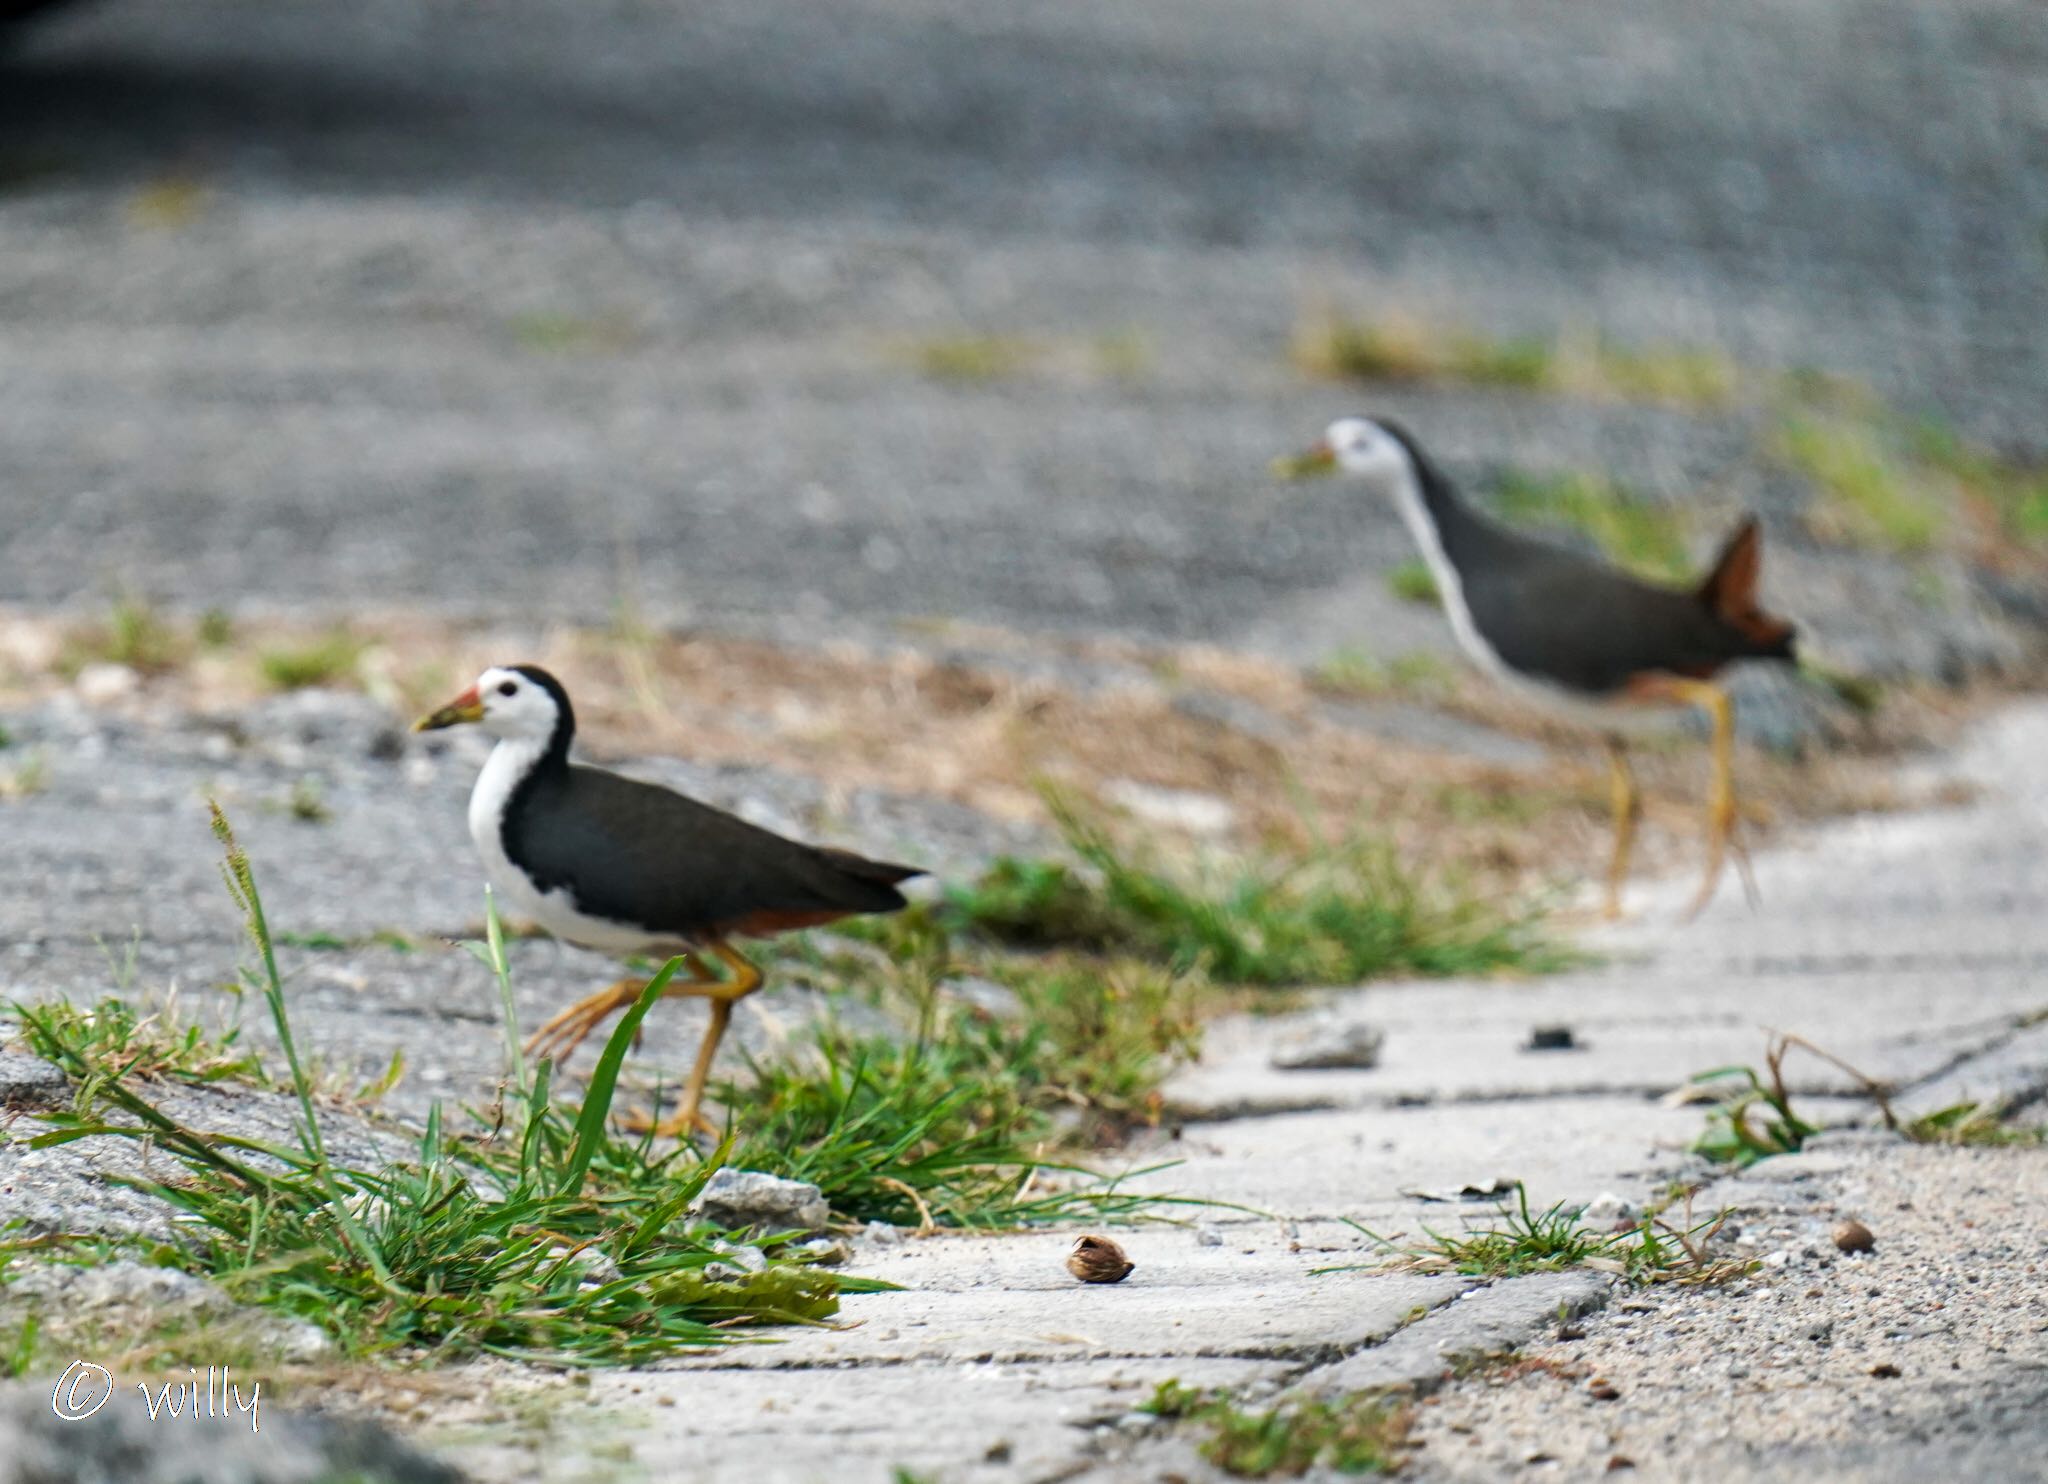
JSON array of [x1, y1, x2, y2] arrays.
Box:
[[415, 665, 924, 1135], [1287, 417, 1797, 917]]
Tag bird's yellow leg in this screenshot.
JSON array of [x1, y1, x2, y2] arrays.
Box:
[[1602, 736, 1640, 920], [1662, 678, 1738, 919], [619, 939, 766, 1139], [526, 953, 719, 1066]]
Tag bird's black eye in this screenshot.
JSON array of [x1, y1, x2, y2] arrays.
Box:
[[497, 680, 518, 697]]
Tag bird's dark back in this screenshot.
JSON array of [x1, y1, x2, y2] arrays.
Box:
[[1429, 485, 1794, 694], [506, 765, 920, 940]]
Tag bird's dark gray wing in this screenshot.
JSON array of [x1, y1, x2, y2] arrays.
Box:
[[506, 766, 921, 939], [1454, 527, 1757, 695]]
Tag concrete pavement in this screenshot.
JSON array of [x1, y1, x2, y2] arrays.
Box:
[[407, 704, 2048, 1481]]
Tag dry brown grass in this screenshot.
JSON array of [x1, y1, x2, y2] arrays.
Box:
[[0, 605, 1996, 901]]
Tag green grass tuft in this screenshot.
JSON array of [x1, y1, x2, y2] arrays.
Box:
[[285, 776, 332, 823], [508, 311, 639, 355], [65, 597, 187, 676], [1692, 1034, 2046, 1162], [1900, 1101, 2046, 1148], [0, 751, 47, 801], [1325, 1183, 1747, 1287], [1385, 559, 1439, 605], [1492, 471, 1694, 582], [1907, 419, 2048, 547], [1292, 314, 1737, 408], [12, 811, 867, 1366], [1687, 1063, 1821, 1168], [908, 334, 1038, 383], [943, 794, 1563, 987], [1776, 413, 1946, 553], [1584, 342, 1736, 406], [1143, 1381, 1410, 1477], [11, 992, 260, 1089], [1800, 657, 1885, 716], [1309, 648, 1451, 700], [258, 631, 366, 691], [197, 608, 236, 648], [714, 927, 1201, 1227]]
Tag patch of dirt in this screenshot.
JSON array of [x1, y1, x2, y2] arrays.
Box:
[[0, 607, 2008, 900]]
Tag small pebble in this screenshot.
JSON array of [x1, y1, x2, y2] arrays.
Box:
[[1588, 1377, 1621, 1401], [1833, 1218, 1876, 1253], [1870, 1362, 1903, 1379]]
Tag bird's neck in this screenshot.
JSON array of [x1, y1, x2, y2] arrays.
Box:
[[1392, 448, 1489, 564], [471, 729, 569, 832], [1388, 447, 1494, 590]]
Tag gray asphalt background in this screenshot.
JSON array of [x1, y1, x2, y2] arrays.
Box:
[[2, 0, 2045, 650]]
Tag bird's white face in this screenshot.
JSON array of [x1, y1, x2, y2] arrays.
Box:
[[1322, 417, 1411, 488], [414, 665, 562, 741], [469, 667, 561, 740]]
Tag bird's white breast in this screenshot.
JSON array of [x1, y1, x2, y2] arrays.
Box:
[[465, 738, 671, 951]]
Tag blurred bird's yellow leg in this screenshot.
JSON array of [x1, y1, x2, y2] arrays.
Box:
[[526, 976, 649, 1065], [1603, 736, 1640, 919], [527, 953, 719, 1065], [1664, 679, 1738, 919]]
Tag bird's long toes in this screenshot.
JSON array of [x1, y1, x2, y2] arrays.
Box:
[[615, 1100, 715, 1142]]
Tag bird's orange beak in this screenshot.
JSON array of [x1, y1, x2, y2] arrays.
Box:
[[1271, 437, 1338, 480], [413, 684, 485, 732]]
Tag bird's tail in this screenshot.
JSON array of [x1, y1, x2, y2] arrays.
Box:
[[1699, 515, 1797, 660]]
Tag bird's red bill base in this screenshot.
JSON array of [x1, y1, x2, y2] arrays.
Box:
[[414, 684, 485, 732]]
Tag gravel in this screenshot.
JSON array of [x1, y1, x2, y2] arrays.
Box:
[[1406, 1142, 2048, 1482]]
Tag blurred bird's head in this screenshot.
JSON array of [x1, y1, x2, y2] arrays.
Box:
[[1274, 416, 1414, 495]]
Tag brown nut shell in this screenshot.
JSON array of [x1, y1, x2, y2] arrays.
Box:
[[1066, 1234, 1135, 1284]]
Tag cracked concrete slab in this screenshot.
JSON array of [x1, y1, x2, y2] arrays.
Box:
[[1131, 1096, 1708, 1220], [1166, 971, 2042, 1118], [1293, 1272, 1613, 1399], [1891, 1019, 2048, 1123], [481, 1356, 1287, 1484], [664, 1232, 1465, 1370]]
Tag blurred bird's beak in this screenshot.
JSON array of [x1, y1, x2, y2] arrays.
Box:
[[413, 685, 485, 732], [1271, 438, 1338, 480]]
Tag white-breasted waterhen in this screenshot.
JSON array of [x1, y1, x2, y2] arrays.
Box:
[[1288, 416, 1798, 917], [415, 665, 924, 1135]]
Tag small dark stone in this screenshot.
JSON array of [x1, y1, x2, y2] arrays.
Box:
[[1870, 1362, 1903, 1379], [1525, 1025, 1578, 1052], [1587, 1377, 1621, 1401]]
